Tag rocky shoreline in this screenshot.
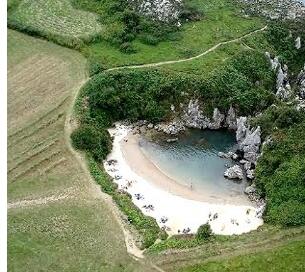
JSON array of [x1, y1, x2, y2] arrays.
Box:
[[129, 101, 265, 208]]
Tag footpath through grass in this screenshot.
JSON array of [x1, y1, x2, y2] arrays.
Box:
[[81, 0, 264, 69]]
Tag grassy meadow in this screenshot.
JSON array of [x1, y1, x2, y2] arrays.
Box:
[[7, 30, 154, 271]]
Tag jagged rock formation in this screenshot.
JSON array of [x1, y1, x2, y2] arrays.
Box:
[[240, 0, 305, 20], [297, 64, 305, 99], [130, 0, 182, 23], [182, 99, 210, 129], [224, 165, 244, 180], [225, 106, 237, 130], [266, 52, 292, 101], [155, 119, 185, 134], [295, 36, 301, 49], [208, 108, 225, 129], [236, 117, 261, 164]]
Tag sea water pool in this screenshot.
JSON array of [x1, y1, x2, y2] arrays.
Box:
[[140, 129, 250, 203]]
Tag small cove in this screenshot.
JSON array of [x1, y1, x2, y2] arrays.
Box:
[[139, 129, 250, 203]]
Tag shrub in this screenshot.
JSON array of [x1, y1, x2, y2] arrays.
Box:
[[196, 223, 212, 240], [119, 42, 136, 54], [71, 125, 112, 161]]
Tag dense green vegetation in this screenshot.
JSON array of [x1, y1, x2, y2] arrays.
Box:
[[255, 118, 305, 226], [80, 0, 263, 69], [179, 239, 305, 272], [71, 0, 201, 52]]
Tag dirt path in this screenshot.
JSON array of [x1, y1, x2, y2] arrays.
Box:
[[63, 24, 267, 264], [8, 189, 75, 209], [107, 26, 267, 71]]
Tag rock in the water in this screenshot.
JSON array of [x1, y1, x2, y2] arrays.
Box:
[[208, 108, 225, 129], [243, 161, 252, 171], [225, 106, 237, 130], [224, 165, 244, 180], [246, 169, 255, 179], [166, 138, 178, 143], [245, 185, 256, 195], [218, 151, 229, 159]]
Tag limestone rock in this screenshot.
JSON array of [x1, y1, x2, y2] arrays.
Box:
[[297, 64, 305, 99], [245, 185, 256, 195], [182, 99, 210, 129], [295, 36, 301, 49], [246, 169, 255, 179], [224, 165, 244, 180], [208, 108, 225, 129], [156, 120, 185, 135], [236, 117, 248, 142], [131, 0, 182, 23], [166, 138, 178, 143], [225, 106, 237, 130]]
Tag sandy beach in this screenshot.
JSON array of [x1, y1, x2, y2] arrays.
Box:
[[104, 123, 264, 235]]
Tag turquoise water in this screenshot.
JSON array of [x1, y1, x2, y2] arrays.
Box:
[[140, 129, 249, 200]]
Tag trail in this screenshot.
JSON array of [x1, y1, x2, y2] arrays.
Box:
[[8, 187, 75, 209], [107, 26, 267, 71], [64, 25, 267, 268]]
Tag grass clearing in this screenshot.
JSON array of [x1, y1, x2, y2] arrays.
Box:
[[8, 0, 103, 48], [7, 29, 153, 271], [179, 239, 305, 272], [81, 0, 264, 68]]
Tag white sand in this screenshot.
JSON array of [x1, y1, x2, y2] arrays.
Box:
[[103, 123, 264, 236]]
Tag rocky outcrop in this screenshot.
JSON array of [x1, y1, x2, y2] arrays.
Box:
[[240, 0, 305, 20], [208, 108, 225, 129], [266, 52, 292, 101], [182, 99, 210, 129], [130, 0, 182, 23], [225, 106, 237, 130], [224, 165, 244, 180], [276, 64, 292, 101], [295, 36, 301, 50], [236, 117, 248, 142], [297, 64, 305, 99], [155, 120, 185, 135], [236, 117, 261, 164], [265, 52, 280, 71]]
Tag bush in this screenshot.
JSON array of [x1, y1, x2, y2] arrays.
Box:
[[88, 61, 106, 77], [196, 223, 212, 240], [119, 42, 136, 54], [71, 125, 112, 161]]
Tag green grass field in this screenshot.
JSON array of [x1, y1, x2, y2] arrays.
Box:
[[81, 0, 264, 68], [8, 0, 103, 47], [180, 239, 305, 272], [7, 30, 154, 272]]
